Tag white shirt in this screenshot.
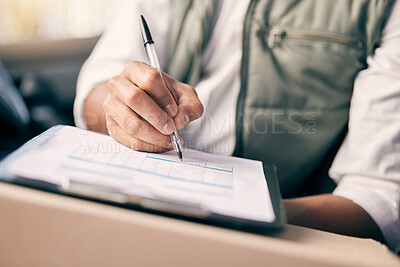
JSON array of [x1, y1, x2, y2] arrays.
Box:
[[74, 0, 400, 253]]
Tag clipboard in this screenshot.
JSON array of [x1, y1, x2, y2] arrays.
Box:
[[0, 125, 285, 233]]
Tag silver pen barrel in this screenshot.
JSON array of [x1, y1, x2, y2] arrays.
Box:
[[140, 16, 183, 161], [171, 130, 183, 161]]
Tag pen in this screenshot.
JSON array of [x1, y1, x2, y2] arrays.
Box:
[[139, 15, 183, 161]]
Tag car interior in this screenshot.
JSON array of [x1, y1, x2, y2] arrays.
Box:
[[0, 0, 110, 159]]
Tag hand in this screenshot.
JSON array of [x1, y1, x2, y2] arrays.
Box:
[[103, 61, 203, 152]]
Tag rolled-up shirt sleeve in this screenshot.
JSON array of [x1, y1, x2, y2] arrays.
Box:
[[73, 0, 170, 128], [329, 0, 400, 254]]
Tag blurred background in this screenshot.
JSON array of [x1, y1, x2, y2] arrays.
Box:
[[0, 0, 117, 158]]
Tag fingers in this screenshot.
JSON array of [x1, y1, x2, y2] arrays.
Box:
[[105, 61, 204, 153], [103, 95, 172, 149], [175, 87, 204, 130], [107, 76, 176, 135], [122, 61, 178, 117], [163, 74, 204, 130], [105, 116, 170, 152]]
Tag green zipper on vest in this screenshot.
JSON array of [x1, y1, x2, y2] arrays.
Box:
[[233, 0, 258, 156], [267, 27, 363, 49]]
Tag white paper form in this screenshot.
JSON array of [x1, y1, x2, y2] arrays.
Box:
[[10, 126, 275, 223]]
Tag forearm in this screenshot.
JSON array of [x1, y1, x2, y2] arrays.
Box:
[[283, 194, 385, 243], [83, 82, 108, 133]]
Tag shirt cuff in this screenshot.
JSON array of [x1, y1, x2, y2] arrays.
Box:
[[73, 60, 124, 129], [73, 85, 90, 129], [333, 175, 400, 254]]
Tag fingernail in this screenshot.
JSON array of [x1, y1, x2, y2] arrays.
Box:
[[165, 104, 177, 117], [183, 114, 190, 125], [163, 122, 175, 135]]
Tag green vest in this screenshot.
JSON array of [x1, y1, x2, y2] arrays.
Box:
[[166, 0, 394, 197]]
